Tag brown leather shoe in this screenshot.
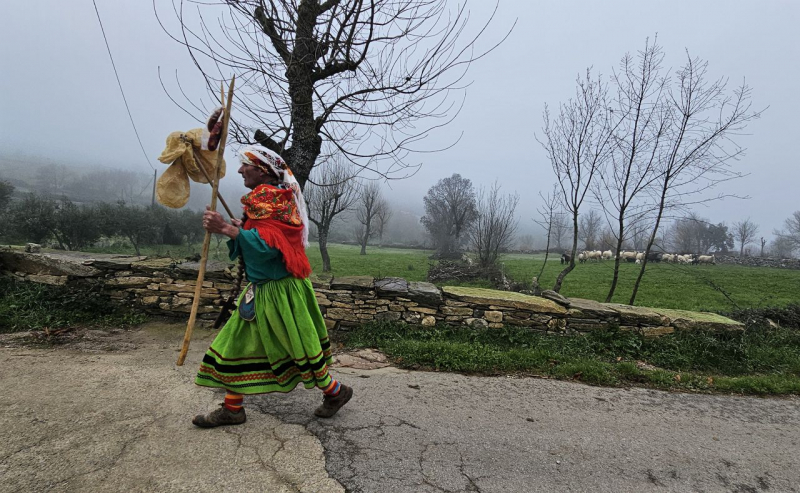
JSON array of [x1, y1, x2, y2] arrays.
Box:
[[192, 404, 247, 428], [314, 384, 353, 418]]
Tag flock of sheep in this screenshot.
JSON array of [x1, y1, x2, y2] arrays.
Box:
[[561, 250, 717, 265]]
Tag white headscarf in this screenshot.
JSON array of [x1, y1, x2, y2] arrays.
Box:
[[238, 145, 309, 248]]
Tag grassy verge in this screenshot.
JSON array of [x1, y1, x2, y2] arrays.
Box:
[[342, 310, 800, 395], [0, 277, 147, 333]]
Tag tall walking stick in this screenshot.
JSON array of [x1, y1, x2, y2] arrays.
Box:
[[177, 76, 235, 366]]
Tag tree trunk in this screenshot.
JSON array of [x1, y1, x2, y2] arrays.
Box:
[[553, 213, 579, 293], [318, 231, 331, 272], [605, 217, 625, 302], [360, 216, 371, 255], [130, 237, 141, 257], [630, 181, 669, 305]]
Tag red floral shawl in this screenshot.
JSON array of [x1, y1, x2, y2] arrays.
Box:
[[241, 184, 311, 279]]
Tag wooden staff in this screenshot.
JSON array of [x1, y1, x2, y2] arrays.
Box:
[[177, 76, 235, 366], [193, 149, 235, 219]]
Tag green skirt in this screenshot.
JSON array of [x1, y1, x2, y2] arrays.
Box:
[[195, 277, 333, 394]]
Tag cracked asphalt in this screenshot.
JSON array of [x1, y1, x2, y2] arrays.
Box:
[[2, 322, 799, 492]]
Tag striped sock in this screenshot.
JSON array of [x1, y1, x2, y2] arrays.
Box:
[[224, 392, 243, 412], [323, 380, 341, 396]]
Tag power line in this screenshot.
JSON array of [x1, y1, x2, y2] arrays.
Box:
[[91, 0, 156, 171]]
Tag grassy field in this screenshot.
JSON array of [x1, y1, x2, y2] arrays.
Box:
[[64, 241, 800, 313], [305, 244, 800, 313]]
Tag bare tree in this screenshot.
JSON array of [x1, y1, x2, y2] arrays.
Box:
[[420, 174, 477, 258], [355, 181, 382, 255], [305, 158, 359, 271], [596, 39, 669, 302], [733, 218, 759, 257], [774, 211, 800, 254], [769, 235, 796, 259], [374, 198, 392, 245], [468, 182, 519, 270], [539, 69, 615, 293], [516, 234, 535, 252], [531, 185, 559, 294], [759, 237, 767, 257], [667, 214, 733, 254], [629, 48, 761, 304], [550, 212, 570, 252], [578, 209, 602, 251], [157, 1, 511, 188]]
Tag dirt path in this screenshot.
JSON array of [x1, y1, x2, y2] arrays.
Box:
[[2, 323, 798, 492]]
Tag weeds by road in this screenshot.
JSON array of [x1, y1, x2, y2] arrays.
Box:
[[343, 312, 800, 395]]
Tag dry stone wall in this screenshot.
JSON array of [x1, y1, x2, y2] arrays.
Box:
[[0, 249, 744, 334], [714, 255, 800, 270]]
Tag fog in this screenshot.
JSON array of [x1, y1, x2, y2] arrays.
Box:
[[2, 0, 798, 245]]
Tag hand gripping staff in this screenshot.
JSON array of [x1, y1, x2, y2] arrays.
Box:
[[176, 77, 235, 366]]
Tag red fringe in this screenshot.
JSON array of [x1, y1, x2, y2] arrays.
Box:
[[243, 218, 311, 279]]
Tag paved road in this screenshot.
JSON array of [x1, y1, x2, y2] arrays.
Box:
[[2, 323, 798, 492]]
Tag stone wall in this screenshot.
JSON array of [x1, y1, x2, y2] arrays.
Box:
[[0, 249, 744, 334], [0, 249, 234, 321], [714, 255, 800, 270]]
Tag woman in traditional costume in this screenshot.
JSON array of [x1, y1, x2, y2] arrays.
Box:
[[192, 145, 352, 427]]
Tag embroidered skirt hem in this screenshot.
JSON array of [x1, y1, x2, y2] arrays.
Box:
[[195, 277, 333, 395]]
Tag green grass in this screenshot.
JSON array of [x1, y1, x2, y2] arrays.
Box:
[[306, 244, 800, 312], [342, 319, 800, 395], [24, 241, 800, 312], [0, 277, 147, 332]]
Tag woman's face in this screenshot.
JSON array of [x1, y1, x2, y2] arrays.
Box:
[[238, 162, 279, 189]]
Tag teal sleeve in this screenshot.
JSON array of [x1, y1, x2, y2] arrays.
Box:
[[227, 229, 280, 262]]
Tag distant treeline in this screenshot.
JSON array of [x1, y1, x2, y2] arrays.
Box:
[[0, 184, 204, 256]]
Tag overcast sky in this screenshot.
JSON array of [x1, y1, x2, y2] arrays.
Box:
[[2, 1, 798, 239]]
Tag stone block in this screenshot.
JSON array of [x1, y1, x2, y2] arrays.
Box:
[[374, 277, 409, 296], [315, 296, 332, 307], [403, 312, 422, 323], [408, 281, 442, 306], [547, 318, 567, 331], [388, 304, 406, 312], [440, 306, 473, 316], [604, 304, 668, 327], [443, 286, 567, 315], [409, 307, 438, 315], [105, 276, 154, 288], [444, 299, 471, 307], [26, 274, 67, 286], [0, 251, 101, 277], [488, 323, 504, 329], [652, 308, 745, 332], [140, 296, 160, 306], [464, 318, 489, 329], [177, 260, 232, 281], [567, 298, 620, 319], [324, 319, 338, 330], [326, 308, 359, 322], [331, 276, 375, 291], [308, 275, 332, 290], [421, 316, 437, 326], [375, 311, 402, 322], [484, 310, 503, 323]]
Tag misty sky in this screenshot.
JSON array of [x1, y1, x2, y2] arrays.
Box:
[[2, 1, 798, 240]]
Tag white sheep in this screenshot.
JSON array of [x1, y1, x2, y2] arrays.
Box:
[[696, 255, 716, 265]]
